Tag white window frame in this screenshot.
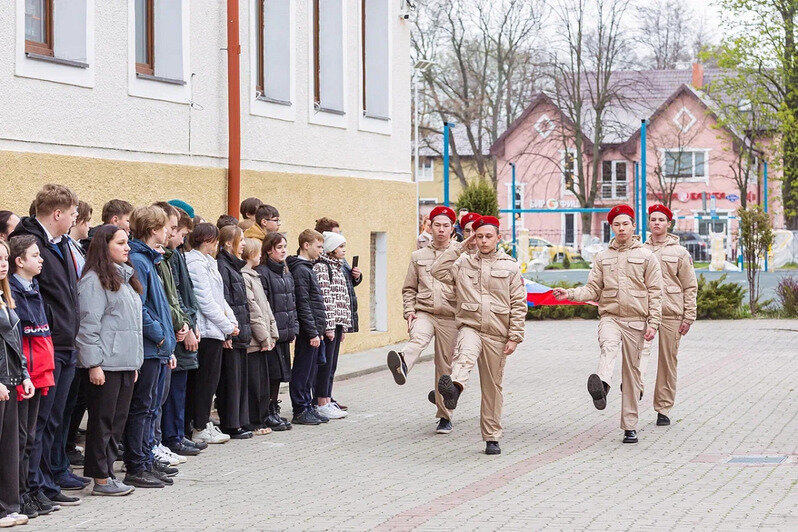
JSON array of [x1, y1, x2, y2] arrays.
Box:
[[358, 0, 392, 135], [417, 158, 434, 182], [127, 0, 191, 104], [660, 148, 710, 183], [601, 220, 611, 243], [692, 208, 732, 239], [560, 148, 577, 197], [561, 212, 577, 246], [15, 0, 95, 88], [601, 160, 629, 200], [249, 0, 295, 122], [308, 0, 348, 129], [505, 181, 526, 227]]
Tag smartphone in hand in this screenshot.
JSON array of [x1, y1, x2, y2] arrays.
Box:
[[352, 256, 359, 268]]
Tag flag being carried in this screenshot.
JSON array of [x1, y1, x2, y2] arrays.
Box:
[[525, 279, 587, 307]]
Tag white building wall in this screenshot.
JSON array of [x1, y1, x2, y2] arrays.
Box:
[[0, 0, 411, 182]]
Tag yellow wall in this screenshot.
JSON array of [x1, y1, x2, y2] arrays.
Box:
[[0, 149, 417, 354], [417, 156, 488, 205]]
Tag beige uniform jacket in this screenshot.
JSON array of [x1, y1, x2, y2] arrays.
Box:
[[566, 236, 663, 330], [644, 234, 698, 324], [402, 242, 457, 320], [430, 241, 526, 344]]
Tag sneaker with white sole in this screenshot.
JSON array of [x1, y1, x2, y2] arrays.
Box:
[[317, 402, 348, 419], [194, 422, 229, 444], [153, 444, 180, 466], [0, 515, 17, 528], [159, 444, 187, 464], [210, 423, 231, 442]]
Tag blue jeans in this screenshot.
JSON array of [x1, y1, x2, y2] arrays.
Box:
[[38, 350, 75, 498], [161, 370, 188, 447], [290, 335, 319, 415], [123, 358, 162, 474]]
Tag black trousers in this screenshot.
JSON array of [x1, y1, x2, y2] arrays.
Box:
[[0, 387, 20, 514], [85, 370, 135, 479], [192, 338, 224, 428], [18, 389, 41, 495], [246, 351, 270, 428], [315, 326, 343, 399], [290, 336, 319, 415], [216, 347, 248, 430], [66, 373, 87, 451]]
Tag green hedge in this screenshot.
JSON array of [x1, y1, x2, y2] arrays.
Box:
[[696, 273, 746, 319]]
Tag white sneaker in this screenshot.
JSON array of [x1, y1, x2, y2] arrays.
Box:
[[195, 422, 229, 444], [153, 444, 179, 466], [317, 403, 348, 419], [7, 513, 28, 526], [0, 514, 17, 528], [159, 443, 187, 464], [210, 423, 231, 442]]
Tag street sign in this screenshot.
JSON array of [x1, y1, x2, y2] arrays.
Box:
[[727, 193, 739, 203]]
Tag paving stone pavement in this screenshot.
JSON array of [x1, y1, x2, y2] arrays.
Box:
[[27, 319, 797, 531]]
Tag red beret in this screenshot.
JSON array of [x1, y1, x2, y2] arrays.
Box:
[[461, 212, 481, 228], [607, 204, 635, 224], [648, 203, 673, 220], [472, 216, 500, 231], [429, 206, 456, 224]]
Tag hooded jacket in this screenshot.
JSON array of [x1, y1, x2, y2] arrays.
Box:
[[241, 266, 279, 353], [185, 249, 237, 341], [314, 255, 352, 332], [156, 247, 190, 334], [168, 246, 199, 370], [286, 255, 326, 338], [431, 241, 527, 343], [217, 249, 252, 349], [255, 258, 298, 343], [76, 265, 144, 371], [643, 233, 698, 324], [243, 223, 266, 242], [0, 297, 29, 388], [9, 276, 55, 394], [10, 217, 79, 351], [565, 235, 663, 330], [128, 238, 176, 360]]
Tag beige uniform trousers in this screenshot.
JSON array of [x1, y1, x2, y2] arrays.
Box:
[[597, 316, 646, 431], [450, 326, 507, 441], [639, 318, 681, 416], [403, 311, 458, 420]]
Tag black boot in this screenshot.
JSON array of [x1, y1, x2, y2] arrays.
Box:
[[587, 374, 609, 410], [623, 430, 638, 443], [437, 375, 461, 410], [656, 413, 671, 426], [387, 350, 408, 385], [485, 441, 501, 455], [428, 390, 436, 404], [266, 401, 292, 431]]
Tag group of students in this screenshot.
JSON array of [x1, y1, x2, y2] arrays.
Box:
[[390, 202, 697, 454], [0, 186, 359, 527]]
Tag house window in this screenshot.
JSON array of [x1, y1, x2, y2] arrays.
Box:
[[562, 150, 577, 194], [664, 149, 707, 180], [256, 0, 291, 103], [362, 0, 390, 119], [563, 213, 575, 246], [417, 158, 434, 182], [506, 182, 525, 223], [135, 0, 154, 74], [25, 0, 53, 56], [601, 161, 628, 199], [696, 210, 728, 237], [313, 0, 344, 113], [370, 232, 388, 332], [602, 221, 611, 243]]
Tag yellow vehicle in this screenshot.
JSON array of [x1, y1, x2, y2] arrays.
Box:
[[529, 236, 582, 262]]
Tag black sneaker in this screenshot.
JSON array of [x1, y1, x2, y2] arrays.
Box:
[[31, 492, 58, 512], [167, 441, 200, 456], [485, 441, 501, 455], [293, 409, 322, 425], [387, 350, 408, 385], [67, 448, 85, 467], [437, 375, 461, 410], [587, 374, 609, 410], [222, 427, 254, 439], [623, 430, 638, 443], [435, 418, 452, 434], [20, 495, 39, 519], [428, 390, 436, 404], [183, 437, 207, 450], [147, 465, 174, 485], [656, 413, 671, 426], [153, 460, 179, 477], [48, 492, 81, 506], [124, 470, 164, 489], [311, 406, 330, 423]]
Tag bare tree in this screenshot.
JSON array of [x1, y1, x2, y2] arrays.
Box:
[[634, 0, 695, 69], [646, 111, 703, 211], [411, 0, 545, 188]]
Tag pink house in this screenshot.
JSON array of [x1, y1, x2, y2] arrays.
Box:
[[490, 64, 784, 254]]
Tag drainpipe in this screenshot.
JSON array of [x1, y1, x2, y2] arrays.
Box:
[[226, 0, 241, 217]]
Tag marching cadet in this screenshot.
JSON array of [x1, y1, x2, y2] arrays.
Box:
[[388, 206, 459, 435], [640, 204, 697, 427], [431, 216, 526, 455], [553, 205, 662, 444]]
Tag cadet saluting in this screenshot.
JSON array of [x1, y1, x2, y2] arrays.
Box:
[[431, 216, 526, 455], [553, 205, 662, 444], [639, 204, 697, 427]]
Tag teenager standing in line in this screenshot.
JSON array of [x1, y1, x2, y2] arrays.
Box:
[[243, 204, 281, 243], [76, 226, 144, 496], [238, 198, 263, 232]]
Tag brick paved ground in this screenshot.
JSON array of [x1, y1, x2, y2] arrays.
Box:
[[27, 320, 797, 531]]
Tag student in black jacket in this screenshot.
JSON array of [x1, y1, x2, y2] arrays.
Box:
[[255, 233, 298, 431], [286, 230, 328, 426], [216, 226, 253, 439], [10, 184, 85, 508]]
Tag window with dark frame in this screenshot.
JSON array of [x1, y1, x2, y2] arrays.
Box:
[[256, 0, 264, 94], [135, 0, 154, 75], [313, 0, 321, 106], [25, 0, 54, 57]]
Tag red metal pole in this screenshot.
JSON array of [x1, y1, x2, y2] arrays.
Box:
[[226, 0, 241, 217]]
